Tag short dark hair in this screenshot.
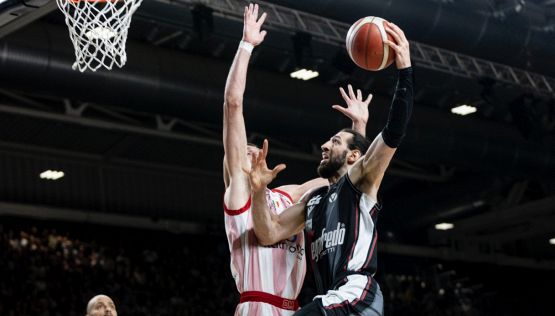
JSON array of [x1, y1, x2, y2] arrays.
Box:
[[340, 128, 370, 154]]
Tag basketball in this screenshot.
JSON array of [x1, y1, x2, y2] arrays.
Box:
[[346, 17, 395, 71]]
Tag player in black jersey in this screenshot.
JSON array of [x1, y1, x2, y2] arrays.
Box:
[[246, 21, 413, 316]]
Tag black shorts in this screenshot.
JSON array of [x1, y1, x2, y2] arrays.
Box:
[[294, 275, 383, 316]]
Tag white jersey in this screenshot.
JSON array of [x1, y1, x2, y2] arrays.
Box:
[[224, 189, 306, 316]]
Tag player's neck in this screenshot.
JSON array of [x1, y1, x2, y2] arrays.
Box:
[[327, 169, 347, 185]]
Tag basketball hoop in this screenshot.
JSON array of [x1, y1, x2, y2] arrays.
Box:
[[56, 0, 143, 72]]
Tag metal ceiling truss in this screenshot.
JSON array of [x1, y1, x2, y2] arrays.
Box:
[[158, 0, 555, 98], [0, 90, 449, 182], [380, 242, 555, 270], [0, 201, 207, 234], [434, 194, 555, 247], [0, 0, 58, 39]]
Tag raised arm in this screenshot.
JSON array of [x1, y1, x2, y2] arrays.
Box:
[[247, 140, 308, 246], [223, 4, 267, 209], [348, 22, 413, 200], [332, 84, 372, 137]]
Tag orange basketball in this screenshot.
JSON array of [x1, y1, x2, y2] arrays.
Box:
[[346, 17, 395, 71]]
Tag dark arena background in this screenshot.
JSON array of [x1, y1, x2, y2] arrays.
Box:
[[1, 0, 555, 315]]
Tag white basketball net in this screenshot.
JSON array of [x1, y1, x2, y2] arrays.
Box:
[[56, 0, 143, 72]]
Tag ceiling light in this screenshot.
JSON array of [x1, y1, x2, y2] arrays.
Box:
[[550, 238, 555, 245], [39, 170, 65, 180], [451, 104, 477, 116], [435, 222, 454, 231], [290, 69, 319, 81]]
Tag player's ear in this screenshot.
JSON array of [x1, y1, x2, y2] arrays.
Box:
[[348, 149, 362, 164]]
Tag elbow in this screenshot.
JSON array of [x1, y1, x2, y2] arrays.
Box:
[[224, 94, 243, 110], [254, 229, 279, 246], [381, 128, 405, 148], [257, 238, 276, 247]]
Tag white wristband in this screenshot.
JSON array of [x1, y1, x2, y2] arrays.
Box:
[[239, 40, 254, 54]]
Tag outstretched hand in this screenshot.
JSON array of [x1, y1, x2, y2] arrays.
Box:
[[244, 139, 286, 193], [242, 3, 267, 46], [384, 22, 411, 69], [332, 84, 372, 125]]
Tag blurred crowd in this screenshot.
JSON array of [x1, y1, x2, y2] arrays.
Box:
[[0, 223, 237, 315], [0, 220, 540, 316]]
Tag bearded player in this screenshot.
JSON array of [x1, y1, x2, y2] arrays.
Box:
[[222, 4, 372, 315]]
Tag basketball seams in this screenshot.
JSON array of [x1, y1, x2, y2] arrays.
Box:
[[372, 17, 389, 70], [364, 17, 375, 71], [346, 17, 374, 69], [346, 18, 364, 61]]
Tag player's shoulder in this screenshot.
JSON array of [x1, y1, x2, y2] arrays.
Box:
[[270, 187, 294, 204], [301, 185, 328, 203]]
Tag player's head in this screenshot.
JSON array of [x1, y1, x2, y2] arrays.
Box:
[[247, 142, 261, 158], [246, 142, 261, 169], [223, 143, 261, 187], [317, 128, 370, 178], [86, 294, 117, 316]]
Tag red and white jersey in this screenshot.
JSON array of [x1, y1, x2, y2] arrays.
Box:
[[224, 189, 306, 316]]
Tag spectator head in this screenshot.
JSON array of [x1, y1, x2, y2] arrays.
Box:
[[86, 294, 117, 316]]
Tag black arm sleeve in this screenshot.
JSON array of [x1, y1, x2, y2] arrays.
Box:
[[381, 67, 414, 148]]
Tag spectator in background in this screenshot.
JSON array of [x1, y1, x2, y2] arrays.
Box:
[[86, 294, 117, 316]]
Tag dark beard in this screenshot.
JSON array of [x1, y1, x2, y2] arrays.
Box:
[[317, 150, 347, 178]]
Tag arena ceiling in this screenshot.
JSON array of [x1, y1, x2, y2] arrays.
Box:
[[0, 0, 554, 269]]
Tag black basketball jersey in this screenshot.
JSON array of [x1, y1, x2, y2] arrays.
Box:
[[304, 174, 381, 294]]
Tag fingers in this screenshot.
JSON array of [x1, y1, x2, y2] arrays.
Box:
[[339, 87, 350, 102], [261, 139, 269, 162], [332, 105, 350, 117], [245, 4, 252, 22], [260, 139, 285, 178], [260, 30, 267, 41], [257, 12, 267, 25], [384, 32, 401, 50], [384, 27, 401, 46], [364, 93, 373, 104], [385, 22, 407, 46], [246, 3, 259, 22], [386, 21, 406, 39], [383, 39, 401, 54], [272, 164, 286, 177], [347, 84, 356, 100], [253, 3, 259, 20], [340, 85, 367, 104]]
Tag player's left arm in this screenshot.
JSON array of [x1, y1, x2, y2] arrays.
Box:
[[348, 22, 413, 200]]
